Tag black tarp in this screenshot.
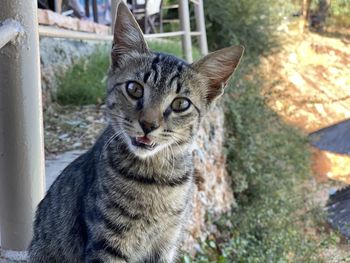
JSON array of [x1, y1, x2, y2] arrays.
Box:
[[310, 118, 350, 239], [309, 118, 350, 155]]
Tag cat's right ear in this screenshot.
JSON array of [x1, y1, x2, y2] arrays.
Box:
[[111, 0, 149, 67], [192, 45, 244, 103]]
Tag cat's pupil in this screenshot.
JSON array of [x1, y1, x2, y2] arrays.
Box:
[[171, 98, 191, 112], [126, 82, 143, 99]]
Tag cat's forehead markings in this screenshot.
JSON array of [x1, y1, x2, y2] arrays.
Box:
[[168, 71, 179, 89], [151, 54, 163, 66], [176, 82, 182, 94], [177, 61, 185, 73], [143, 71, 151, 83], [151, 55, 161, 83]]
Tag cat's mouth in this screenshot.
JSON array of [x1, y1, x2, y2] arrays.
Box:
[[131, 136, 157, 150]]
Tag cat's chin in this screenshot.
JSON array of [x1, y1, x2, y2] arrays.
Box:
[[125, 136, 162, 158], [128, 144, 161, 159]]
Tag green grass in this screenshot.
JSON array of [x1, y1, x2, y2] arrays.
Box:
[[56, 45, 109, 105], [149, 39, 201, 60], [56, 40, 201, 105]]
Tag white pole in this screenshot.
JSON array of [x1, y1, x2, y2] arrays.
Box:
[[111, 0, 117, 34], [194, 0, 208, 55], [179, 0, 193, 62], [0, 0, 45, 259]]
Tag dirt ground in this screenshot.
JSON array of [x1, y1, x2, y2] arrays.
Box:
[[259, 26, 350, 183], [44, 104, 106, 156], [261, 28, 350, 133], [259, 27, 350, 261]]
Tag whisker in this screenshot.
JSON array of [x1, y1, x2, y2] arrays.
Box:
[[168, 144, 175, 180], [100, 130, 124, 159], [160, 147, 166, 173], [108, 113, 132, 123], [169, 134, 186, 157], [167, 132, 188, 145]]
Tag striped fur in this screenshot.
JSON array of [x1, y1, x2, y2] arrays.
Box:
[[29, 126, 194, 263], [28, 1, 243, 262]]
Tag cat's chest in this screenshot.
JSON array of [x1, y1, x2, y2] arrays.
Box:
[[102, 163, 193, 213], [121, 180, 192, 217], [112, 184, 192, 260], [98, 170, 194, 220]]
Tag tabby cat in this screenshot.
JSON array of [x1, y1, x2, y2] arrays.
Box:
[[28, 1, 243, 262]]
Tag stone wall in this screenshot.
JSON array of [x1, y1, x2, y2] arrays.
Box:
[[185, 106, 234, 253]]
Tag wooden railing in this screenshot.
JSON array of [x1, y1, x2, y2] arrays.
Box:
[[37, 0, 208, 62]]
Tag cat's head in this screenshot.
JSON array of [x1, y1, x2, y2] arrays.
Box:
[[106, 1, 243, 158]]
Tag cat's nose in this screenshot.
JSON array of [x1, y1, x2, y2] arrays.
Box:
[[139, 120, 160, 135]]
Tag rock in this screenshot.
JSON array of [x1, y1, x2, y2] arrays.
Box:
[[182, 105, 234, 254]]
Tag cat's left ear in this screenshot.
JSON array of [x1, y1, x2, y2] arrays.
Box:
[[192, 45, 244, 103], [111, 0, 149, 66]]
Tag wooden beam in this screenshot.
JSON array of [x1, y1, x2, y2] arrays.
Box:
[[38, 26, 191, 41], [194, 0, 208, 55], [110, 0, 117, 34], [92, 0, 98, 23], [179, 0, 192, 62], [39, 25, 113, 41]]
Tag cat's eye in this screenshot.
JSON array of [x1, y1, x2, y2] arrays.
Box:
[[126, 82, 143, 99], [171, 98, 191, 112]]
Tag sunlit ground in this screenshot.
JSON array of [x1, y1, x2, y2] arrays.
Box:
[[260, 24, 350, 184]]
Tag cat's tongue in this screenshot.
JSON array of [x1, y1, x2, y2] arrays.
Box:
[[136, 136, 152, 145]]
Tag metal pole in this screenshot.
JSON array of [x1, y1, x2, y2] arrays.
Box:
[[0, 19, 22, 49], [179, 0, 193, 62], [0, 0, 45, 260], [110, 0, 117, 34], [54, 0, 62, 13], [194, 0, 208, 55], [92, 0, 99, 23]]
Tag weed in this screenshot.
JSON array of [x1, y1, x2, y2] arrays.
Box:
[[57, 45, 109, 105]]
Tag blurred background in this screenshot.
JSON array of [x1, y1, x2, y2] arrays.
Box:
[[1, 0, 349, 262], [40, 0, 350, 262]]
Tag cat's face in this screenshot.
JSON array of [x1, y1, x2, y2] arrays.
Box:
[[106, 52, 206, 158], [106, 1, 243, 158]]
